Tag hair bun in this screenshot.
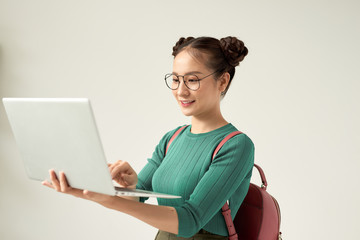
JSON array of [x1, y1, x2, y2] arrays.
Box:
[[220, 36, 248, 67], [172, 37, 195, 56]]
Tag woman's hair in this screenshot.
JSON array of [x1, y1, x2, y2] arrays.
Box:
[[172, 36, 248, 97]]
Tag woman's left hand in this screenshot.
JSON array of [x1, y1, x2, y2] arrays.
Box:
[[42, 169, 114, 206]]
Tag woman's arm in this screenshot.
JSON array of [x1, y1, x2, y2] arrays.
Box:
[[42, 170, 179, 234], [94, 193, 179, 234]]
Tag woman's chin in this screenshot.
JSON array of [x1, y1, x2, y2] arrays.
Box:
[[180, 108, 193, 117]]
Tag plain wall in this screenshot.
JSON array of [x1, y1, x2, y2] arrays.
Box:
[[1, 0, 359, 239]]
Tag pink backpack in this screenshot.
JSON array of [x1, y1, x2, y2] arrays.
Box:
[[167, 126, 282, 240]]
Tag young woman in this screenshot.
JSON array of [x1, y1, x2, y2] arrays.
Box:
[[43, 36, 255, 239]]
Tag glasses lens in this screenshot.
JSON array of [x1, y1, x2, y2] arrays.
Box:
[[165, 74, 179, 90], [165, 74, 200, 90], [184, 75, 200, 91]]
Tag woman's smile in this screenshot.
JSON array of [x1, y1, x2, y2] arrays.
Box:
[[179, 100, 195, 107]]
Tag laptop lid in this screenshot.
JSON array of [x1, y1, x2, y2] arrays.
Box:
[[2, 98, 180, 199]]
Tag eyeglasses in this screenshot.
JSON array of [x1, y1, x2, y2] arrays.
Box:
[[164, 71, 218, 91]]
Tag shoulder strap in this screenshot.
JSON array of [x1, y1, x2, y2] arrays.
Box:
[[165, 125, 188, 155], [212, 131, 242, 240], [212, 131, 242, 160]]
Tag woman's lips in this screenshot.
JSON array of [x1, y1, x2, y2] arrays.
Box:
[[180, 100, 195, 107]]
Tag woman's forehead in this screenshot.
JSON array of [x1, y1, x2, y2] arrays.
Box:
[[173, 50, 209, 74]]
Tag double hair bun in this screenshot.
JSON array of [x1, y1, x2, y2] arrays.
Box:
[[220, 36, 248, 67], [172, 36, 248, 67]]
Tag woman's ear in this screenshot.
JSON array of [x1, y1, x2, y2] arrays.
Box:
[[218, 72, 230, 93]]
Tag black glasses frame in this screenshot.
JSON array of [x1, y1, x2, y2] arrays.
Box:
[[164, 71, 219, 91]]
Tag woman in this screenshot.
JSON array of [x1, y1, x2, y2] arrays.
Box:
[[43, 36, 255, 239]]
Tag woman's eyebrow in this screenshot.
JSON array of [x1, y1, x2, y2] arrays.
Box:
[[172, 71, 203, 75]]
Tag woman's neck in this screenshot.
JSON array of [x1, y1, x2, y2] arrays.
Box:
[[190, 113, 228, 134]]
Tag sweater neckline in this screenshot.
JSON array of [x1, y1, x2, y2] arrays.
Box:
[[184, 123, 234, 138]]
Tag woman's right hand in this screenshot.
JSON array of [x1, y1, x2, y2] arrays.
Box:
[[108, 160, 138, 189]]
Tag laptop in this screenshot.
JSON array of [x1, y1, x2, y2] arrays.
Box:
[[2, 98, 180, 199]]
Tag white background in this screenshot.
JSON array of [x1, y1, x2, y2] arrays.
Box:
[[1, 0, 359, 239]]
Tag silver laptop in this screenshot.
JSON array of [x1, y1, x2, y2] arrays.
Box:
[[2, 98, 180, 199]]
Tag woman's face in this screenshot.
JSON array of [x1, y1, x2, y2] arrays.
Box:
[[172, 50, 225, 119]]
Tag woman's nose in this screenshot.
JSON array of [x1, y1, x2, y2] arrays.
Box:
[[176, 79, 190, 97]]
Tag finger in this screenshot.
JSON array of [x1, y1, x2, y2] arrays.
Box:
[[110, 161, 129, 179], [108, 162, 113, 173], [42, 180, 54, 189], [59, 171, 71, 192], [57, 173, 84, 197], [120, 175, 131, 187], [108, 160, 124, 176], [49, 169, 60, 191], [122, 174, 133, 185], [122, 173, 138, 188], [108, 163, 115, 173], [116, 174, 128, 187]]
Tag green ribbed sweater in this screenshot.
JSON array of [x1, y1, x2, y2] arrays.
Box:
[[136, 124, 254, 238]]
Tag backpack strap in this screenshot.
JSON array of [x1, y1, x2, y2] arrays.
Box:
[[254, 164, 267, 190], [212, 131, 242, 159], [212, 131, 242, 240], [165, 125, 188, 155]]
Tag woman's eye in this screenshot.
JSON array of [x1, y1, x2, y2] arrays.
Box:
[[173, 79, 180, 82], [188, 79, 198, 83]]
